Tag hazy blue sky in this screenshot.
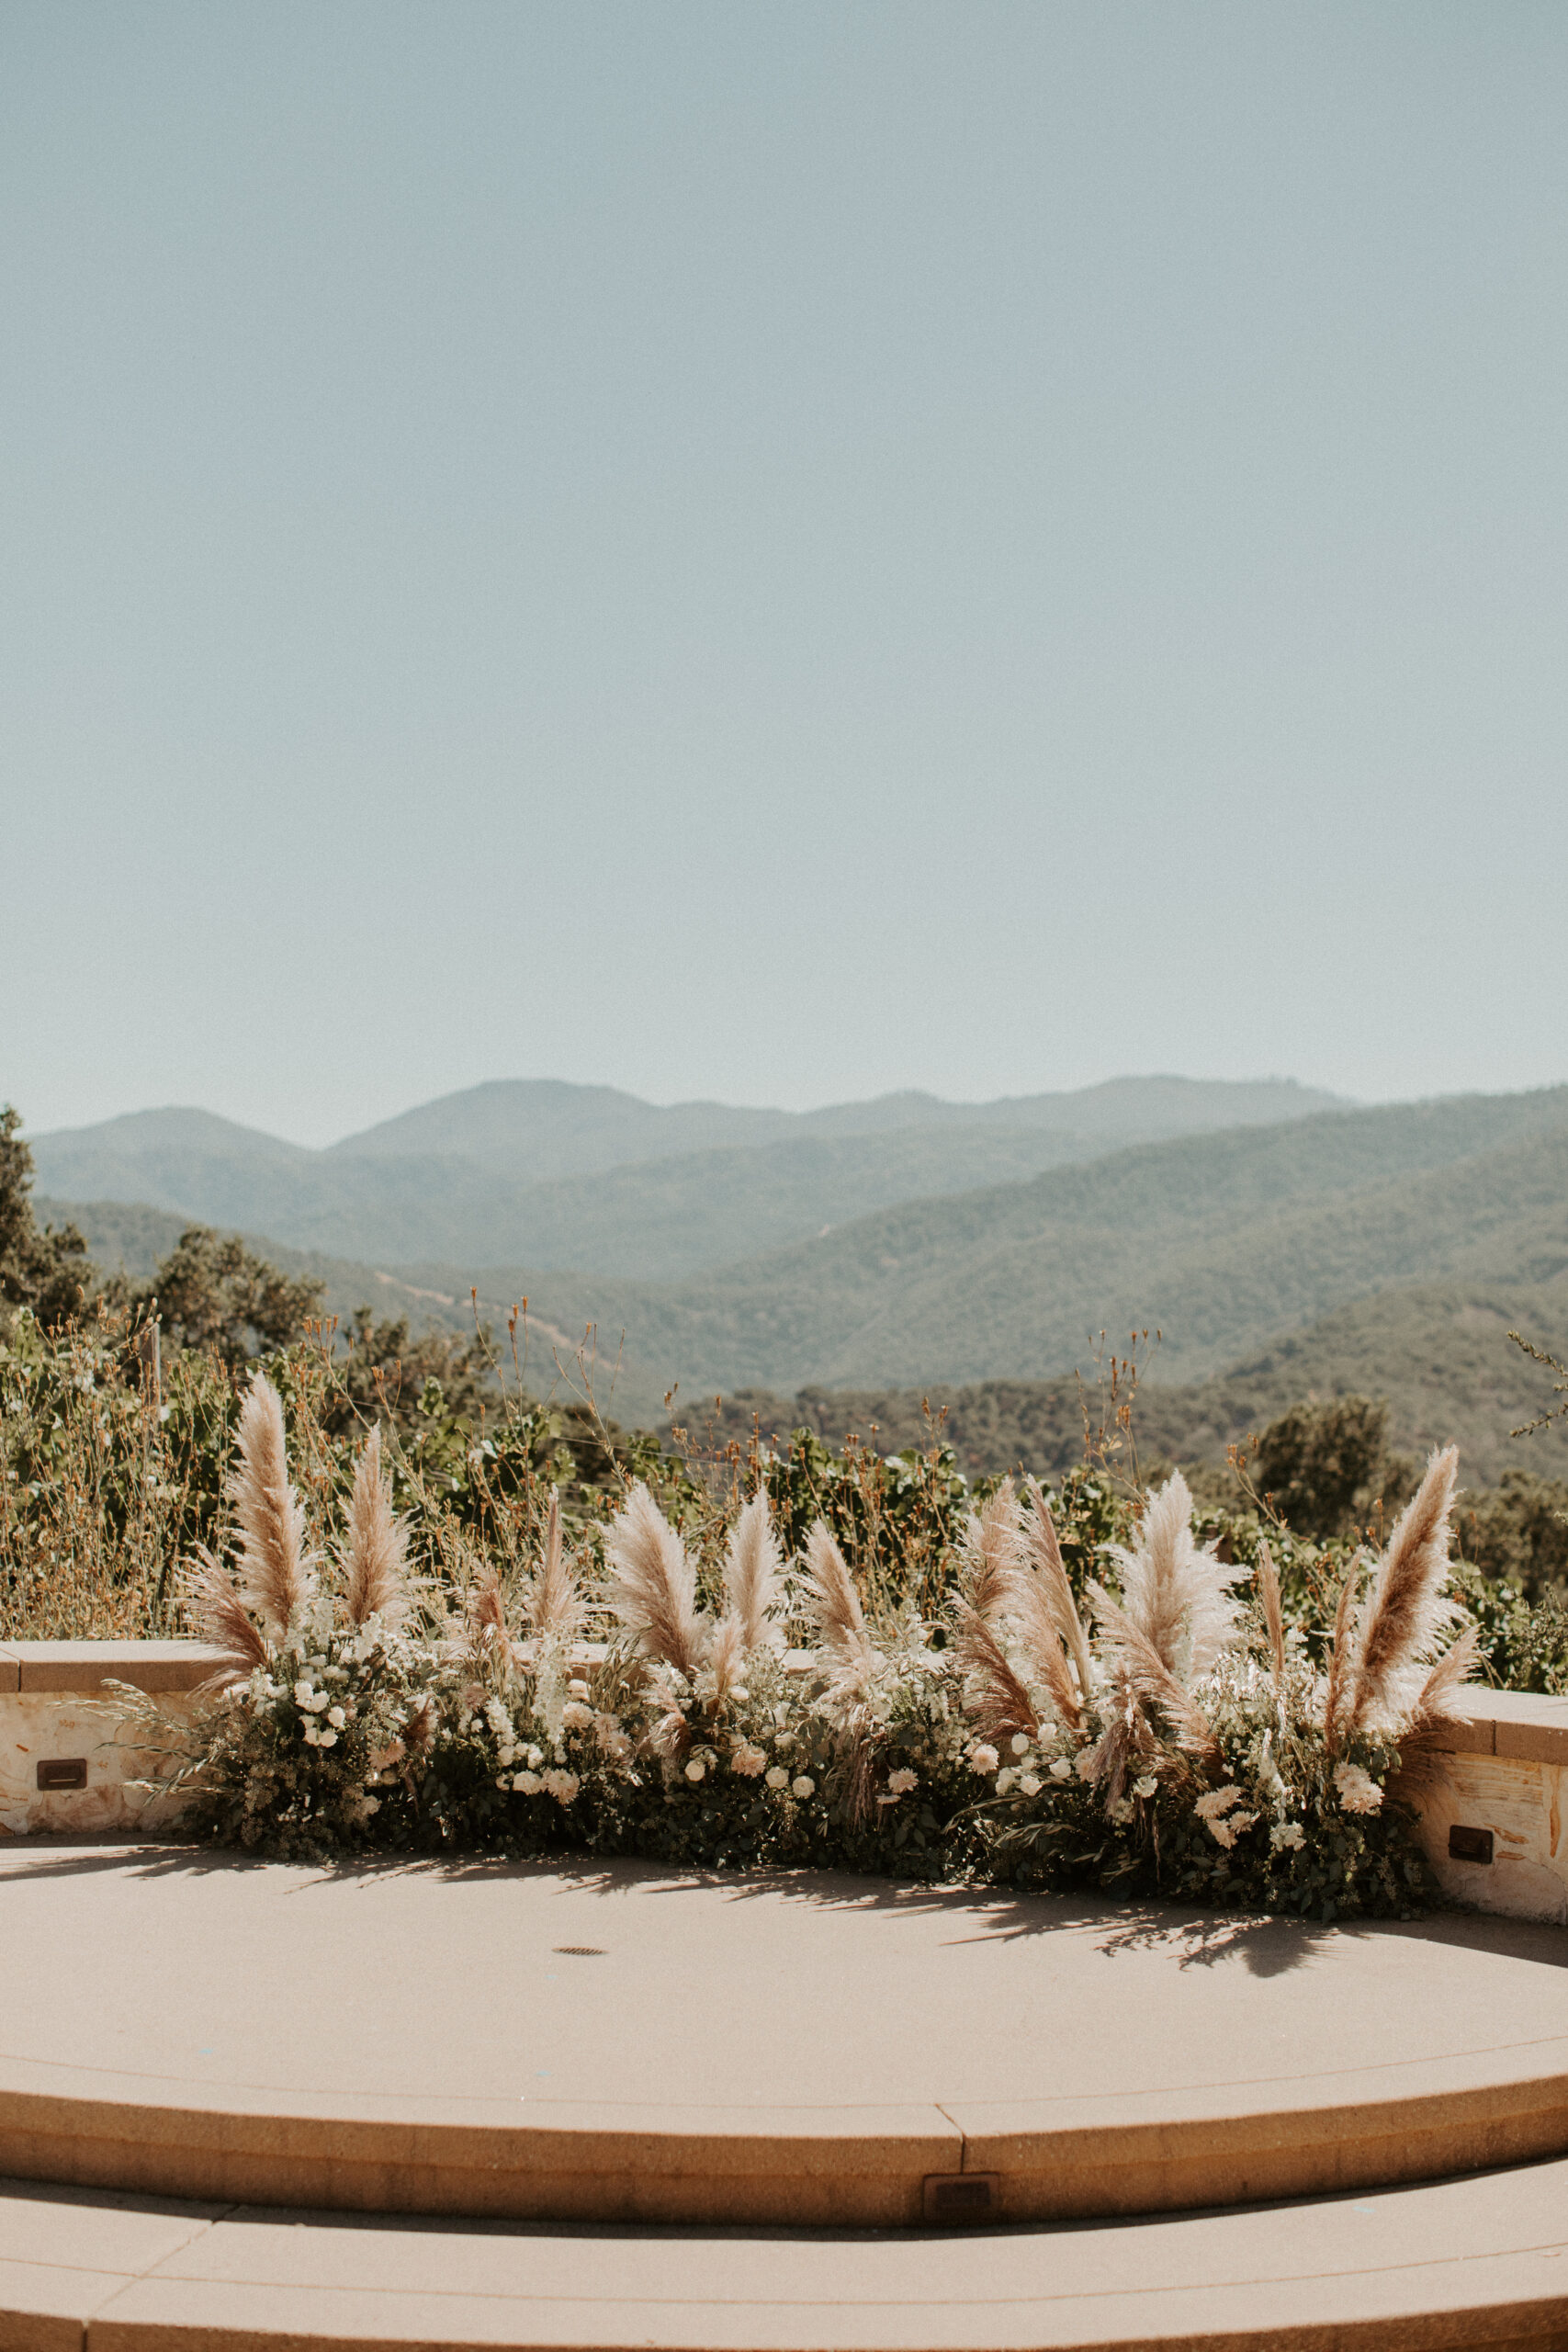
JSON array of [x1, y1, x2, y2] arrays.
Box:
[[3, 3, 1563, 1145]]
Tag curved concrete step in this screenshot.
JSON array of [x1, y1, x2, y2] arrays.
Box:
[[5, 2157, 1568, 2349], [4, 1845, 1568, 2231]]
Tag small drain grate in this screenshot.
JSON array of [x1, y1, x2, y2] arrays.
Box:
[[553, 1945, 606, 1957]]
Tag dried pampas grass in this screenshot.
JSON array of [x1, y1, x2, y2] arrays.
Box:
[[529, 1489, 584, 1643], [1021, 1480, 1094, 1696], [804, 1521, 882, 1826], [182, 1545, 269, 1696], [342, 1427, 410, 1629], [958, 1479, 1025, 1620], [467, 1561, 523, 1681], [230, 1373, 313, 1638], [1103, 1471, 1242, 1681], [951, 1599, 1040, 1747], [604, 1482, 703, 1675], [1087, 1581, 1224, 1777], [803, 1521, 877, 1695], [720, 1490, 784, 1652], [1343, 1447, 1461, 1737], [1256, 1538, 1286, 1691]]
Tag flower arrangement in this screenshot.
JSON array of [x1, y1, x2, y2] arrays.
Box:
[[172, 1373, 1480, 1916]]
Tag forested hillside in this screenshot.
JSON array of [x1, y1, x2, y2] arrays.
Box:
[[427, 1095, 1568, 1395], [28, 1075, 1341, 1276]]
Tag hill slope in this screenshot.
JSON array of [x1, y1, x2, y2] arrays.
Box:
[[426, 1092, 1568, 1396], [679, 1283, 1568, 1490]]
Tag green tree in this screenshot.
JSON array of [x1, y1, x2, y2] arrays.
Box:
[[136, 1227, 325, 1367], [0, 1105, 94, 1329], [1250, 1396, 1409, 1540]]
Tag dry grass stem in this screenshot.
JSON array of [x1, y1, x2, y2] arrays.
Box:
[[604, 1482, 703, 1675], [343, 1427, 411, 1629], [230, 1373, 313, 1638], [1257, 1538, 1286, 1690]]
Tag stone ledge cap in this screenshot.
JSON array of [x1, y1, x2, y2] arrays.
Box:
[[1, 1640, 231, 1695]]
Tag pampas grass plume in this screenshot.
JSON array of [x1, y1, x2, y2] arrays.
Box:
[[1257, 1538, 1286, 1690], [804, 1520, 877, 1691], [530, 1489, 584, 1643], [1020, 1478, 1094, 1699], [959, 1478, 1024, 1619], [230, 1372, 313, 1638], [604, 1481, 703, 1675], [721, 1490, 784, 1651], [343, 1426, 410, 1629], [183, 1544, 269, 1695], [1104, 1470, 1242, 1680], [1347, 1446, 1461, 1736]]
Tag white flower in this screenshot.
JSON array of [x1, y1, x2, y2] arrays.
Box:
[[307, 1691, 331, 1714], [561, 1702, 594, 1731], [326, 1707, 345, 1730], [886, 1768, 918, 1797], [791, 1774, 816, 1800], [513, 1770, 542, 1794], [1109, 1797, 1134, 1825], [970, 1744, 999, 1775], [995, 1768, 1016, 1795], [541, 1769, 580, 1805], [497, 1746, 517, 1768], [1017, 1772, 1042, 1797], [1270, 1820, 1305, 1852], [318, 1728, 337, 1748], [302, 1724, 320, 1746], [567, 1679, 591, 1700], [1334, 1762, 1383, 1815], [525, 1746, 544, 1770], [685, 1758, 706, 1782], [1132, 1774, 1158, 1801], [765, 1766, 789, 1791], [1010, 1733, 1031, 1756], [1049, 1758, 1074, 1781], [729, 1741, 767, 1777], [293, 1679, 313, 1704], [495, 1774, 510, 1790]]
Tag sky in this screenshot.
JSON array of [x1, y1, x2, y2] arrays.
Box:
[[3, 3, 1564, 1147]]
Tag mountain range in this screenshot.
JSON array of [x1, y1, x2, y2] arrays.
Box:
[[29, 1073, 1568, 1481], [28, 1076, 1340, 1278]]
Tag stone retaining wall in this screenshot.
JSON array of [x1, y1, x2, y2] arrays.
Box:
[[0, 1641, 225, 1837]]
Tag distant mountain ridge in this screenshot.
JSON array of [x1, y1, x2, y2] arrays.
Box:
[[404, 1088, 1568, 1397], [27, 1074, 1345, 1277], [329, 1073, 1347, 1176]]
